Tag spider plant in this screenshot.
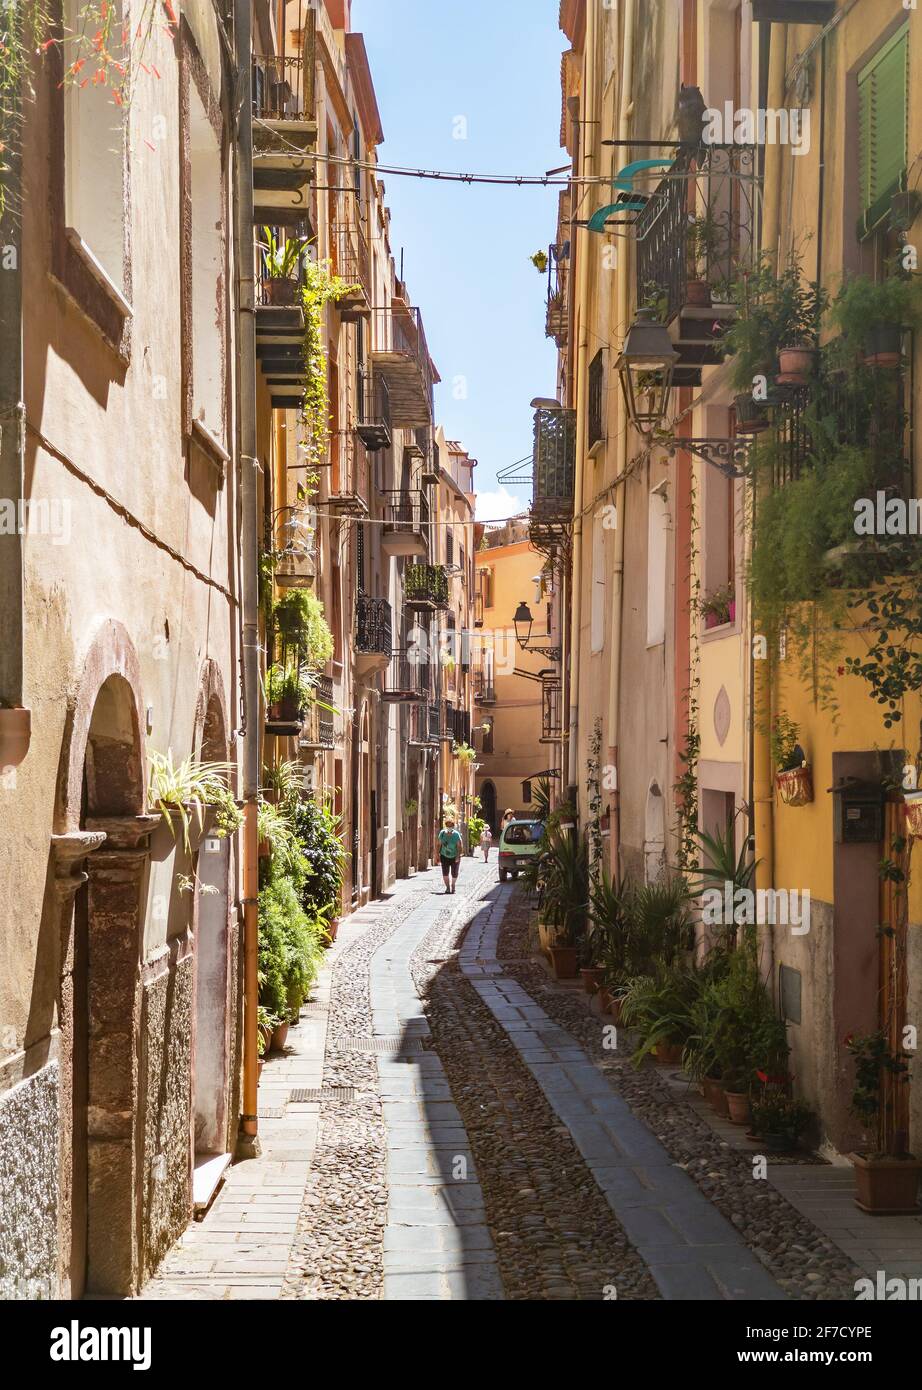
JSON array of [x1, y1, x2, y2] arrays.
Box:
[[148, 750, 237, 853]]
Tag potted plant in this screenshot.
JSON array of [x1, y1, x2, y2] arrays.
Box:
[[685, 213, 724, 308], [750, 1080, 811, 1153], [266, 661, 309, 724], [148, 750, 241, 854], [830, 271, 922, 369], [722, 257, 825, 422], [259, 226, 310, 305], [771, 714, 813, 806], [701, 584, 735, 630], [846, 1031, 922, 1214], [620, 963, 702, 1066], [588, 869, 629, 1014], [539, 828, 589, 979]]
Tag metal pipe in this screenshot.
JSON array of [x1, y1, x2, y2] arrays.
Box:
[[234, 0, 262, 1154]]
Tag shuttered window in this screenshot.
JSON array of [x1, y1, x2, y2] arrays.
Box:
[[857, 24, 909, 239]]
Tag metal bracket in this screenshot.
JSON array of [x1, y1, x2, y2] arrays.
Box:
[[660, 436, 749, 480]]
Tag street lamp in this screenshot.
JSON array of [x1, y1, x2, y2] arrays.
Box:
[[616, 307, 679, 436], [513, 601, 561, 664]]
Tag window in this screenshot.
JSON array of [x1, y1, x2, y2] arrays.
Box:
[[64, 0, 126, 291], [190, 83, 225, 441], [646, 487, 669, 647], [857, 24, 909, 241], [588, 349, 605, 450], [482, 568, 495, 609], [590, 513, 606, 653]]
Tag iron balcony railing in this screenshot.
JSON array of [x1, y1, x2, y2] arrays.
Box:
[[384, 651, 429, 703], [252, 54, 311, 122], [404, 563, 449, 610], [634, 144, 760, 326], [356, 366, 391, 451], [301, 674, 336, 749], [545, 242, 570, 344], [532, 405, 576, 514], [541, 679, 563, 744], [428, 702, 443, 742], [474, 669, 496, 704], [445, 703, 472, 747], [381, 489, 430, 540], [355, 595, 393, 655], [370, 304, 435, 416], [409, 702, 441, 746], [331, 220, 371, 306]]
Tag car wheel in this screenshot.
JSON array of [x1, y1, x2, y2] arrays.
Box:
[[499, 869, 508, 882]]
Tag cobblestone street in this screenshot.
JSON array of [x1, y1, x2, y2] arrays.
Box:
[[141, 864, 922, 1302]]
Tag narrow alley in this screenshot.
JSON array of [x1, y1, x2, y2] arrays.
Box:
[[142, 866, 922, 1302]]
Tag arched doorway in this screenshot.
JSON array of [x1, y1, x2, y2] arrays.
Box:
[[480, 780, 497, 835], [192, 677, 232, 1163], [69, 669, 148, 1297]]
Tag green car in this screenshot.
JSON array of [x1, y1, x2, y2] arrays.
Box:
[[497, 819, 543, 881]]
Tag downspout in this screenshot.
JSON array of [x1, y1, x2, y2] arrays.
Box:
[[566, 0, 597, 804], [752, 22, 787, 988], [234, 0, 262, 1158], [0, 0, 30, 771], [606, 0, 636, 882]]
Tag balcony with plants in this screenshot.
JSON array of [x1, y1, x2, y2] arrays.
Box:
[[299, 673, 336, 751], [264, 589, 335, 738], [633, 143, 760, 386], [331, 219, 372, 322], [403, 563, 449, 613], [528, 402, 575, 555]]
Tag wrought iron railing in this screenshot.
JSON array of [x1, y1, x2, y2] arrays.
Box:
[[546, 241, 569, 344], [404, 563, 449, 609], [445, 703, 472, 747], [252, 55, 311, 122], [541, 680, 563, 744], [355, 595, 392, 655], [331, 220, 371, 301], [532, 405, 576, 513], [384, 651, 429, 703], [370, 305, 435, 402], [381, 489, 430, 540], [474, 669, 496, 704], [302, 674, 335, 749], [356, 366, 391, 449], [634, 144, 760, 325]]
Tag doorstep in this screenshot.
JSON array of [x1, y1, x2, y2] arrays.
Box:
[[193, 1152, 233, 1214]]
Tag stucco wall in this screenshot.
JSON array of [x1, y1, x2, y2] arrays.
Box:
[[0, 1062, 59, 1299]]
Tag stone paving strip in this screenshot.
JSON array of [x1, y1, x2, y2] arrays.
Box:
[[496, 887, 868, 1300], [454, 885, 785, 1302], [410, 865, 659, 1301]]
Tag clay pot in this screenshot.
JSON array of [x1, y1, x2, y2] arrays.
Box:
[[850, 1153, 922, 1214], [726, 1090, 752, 1126], [270, 1021, 290, 1052], [537, 922, 558, 959], [862, 324, 903, 369], [0, 707, 31, 770], [549, 945, 579, 979], [653, 1042, 684, 1066], [264, 277, 299, 306], [597, 986, 612, 1015], [776, 345, 816, 386], [734, 393, 769, 435], [580, 967, 606, 995], [325, 916, 341, 946], [703, 1076, 729, 1117], [685, 278, 712, 308]]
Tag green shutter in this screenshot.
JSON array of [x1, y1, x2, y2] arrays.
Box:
[[858, 24, 909, 239]]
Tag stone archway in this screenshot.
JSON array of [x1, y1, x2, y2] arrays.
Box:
[[191, 662, 235, 1164], [54, 620, 156, 1298]]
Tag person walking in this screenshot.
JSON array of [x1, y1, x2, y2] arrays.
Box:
[[479, 823, 493, 863], [437, 817, 464, 894], [501, 808, 516, 835]]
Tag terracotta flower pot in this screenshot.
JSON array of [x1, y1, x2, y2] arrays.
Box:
[[850, 1153, 922, 1214], [862, 324, 903, 369], [734, 392, 769, 435], [549, 945, 579, 979], [685, 278, 712, 308], [270, 1021, 290, 1052], [653, 1042, 684, 1065], [702, 1075, 729, 1117], [597, 985, 612, 1015], [0, 707, 31, 770], [725, 1090, 752, 1125], [265, 277, 299, 306], [325, 916, 341, 945], [777, 344, 816, 385], [776, 765, 813, 807], [538, 922, 558, 959], [580, 966, 606, 995]]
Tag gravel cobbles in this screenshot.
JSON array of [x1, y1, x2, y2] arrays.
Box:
[[410, 876, 660, 1301], [496, 889, 865, 1302], [282, 891, 428, 1300]]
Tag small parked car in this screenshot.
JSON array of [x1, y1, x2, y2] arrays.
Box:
[[497, 819, 543, 881]]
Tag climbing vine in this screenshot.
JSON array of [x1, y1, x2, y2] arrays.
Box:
[[586, 717, 604, 880], [674, 466, 701, 874], [300, 255, 358, 483]]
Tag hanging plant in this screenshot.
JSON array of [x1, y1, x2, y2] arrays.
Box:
[[300, 255, 359, 478]]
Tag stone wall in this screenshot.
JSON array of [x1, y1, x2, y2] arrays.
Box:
[[0, 1062, 59, 1298]]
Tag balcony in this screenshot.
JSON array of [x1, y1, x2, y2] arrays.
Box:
[[634, 144, 760, 386], [474, 669, 496, 705], [354, 595, 392, 678], [408, 702, 441, 748], [300, 674, 336, 750], [404, 563, 449, 613], [274, 502, 317, 589], [331, 221, 372, 322], [323, 430, 369, 517], [251, 55, 317, 226], [370, 304, 435, 427], [545, 242, 569, 347], [540, 678, 563, 745], [356, 367, 392, 452], [255, 253, 308, 411], [446, 704, 472, 748], [381, 489, 429, 558], [383, 652, 429, 704], [406, 436, 440, 486], [529, 404, 575, 555]]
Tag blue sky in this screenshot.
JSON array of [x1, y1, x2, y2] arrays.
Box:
[[352, 0, 563, 520]]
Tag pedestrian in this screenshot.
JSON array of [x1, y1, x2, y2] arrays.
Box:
[[501, 808, 516, 833], [479, 823, 493, 863], [437, 817, 464, 894]]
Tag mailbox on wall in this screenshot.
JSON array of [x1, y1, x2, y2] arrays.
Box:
[[830, 780, 885, 845]]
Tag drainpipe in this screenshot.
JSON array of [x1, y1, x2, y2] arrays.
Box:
[[234, 0, 262, 1158], [752, 22, 787, 988], [566, 0, 597, 804], [0, 2, 30, 772], [605, 0, 636, 882]]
